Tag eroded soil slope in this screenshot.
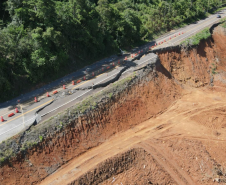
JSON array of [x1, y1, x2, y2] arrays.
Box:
[[39, 25, 226, 185]]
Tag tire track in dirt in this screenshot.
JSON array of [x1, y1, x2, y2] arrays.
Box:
[[182, 104, 226, 120], [160, 134, 226, 142], [139, 140, 195, 185]]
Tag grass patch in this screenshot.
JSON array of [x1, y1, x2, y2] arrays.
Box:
[[181, 28, 211, 46], [39, 135, 43, 142], [220, 17, 226, 28], [212, 63, 217, 74]]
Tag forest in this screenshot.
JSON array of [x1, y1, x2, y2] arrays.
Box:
[[0, 0, 224, 102]]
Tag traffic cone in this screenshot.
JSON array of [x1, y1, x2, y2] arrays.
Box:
[[63, 85, 66, 89], [179, 33, 181, 35], [15, 108, 19, 113], [34, 97, 37, 102], [1, 116, 4, 122], [46, 92, 50, 97], [155, 43, 157, 46], [72, 81, 75, 85], [169, 37, 171, 39], [164, 40, 166, 42]]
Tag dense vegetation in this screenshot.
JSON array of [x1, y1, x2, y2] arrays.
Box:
[[0, 0, 225, 102]]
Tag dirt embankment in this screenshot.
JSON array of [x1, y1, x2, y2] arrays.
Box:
[[157, 25, 226, 89], [1, 25, 226, 185]]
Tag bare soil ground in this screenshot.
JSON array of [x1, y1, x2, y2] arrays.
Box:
[[40, 86, 226, 185]]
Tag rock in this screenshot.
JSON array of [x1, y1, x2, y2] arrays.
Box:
[[210, 76, 214, 83], [213, 178, 220, 182]]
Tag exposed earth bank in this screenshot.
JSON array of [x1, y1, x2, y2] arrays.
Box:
[[1, 25, 226, 185]]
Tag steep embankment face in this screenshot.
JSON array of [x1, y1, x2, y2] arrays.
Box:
[[157, 25, 226, 89], [1, 25, 226, 185], [157, 37, 215, 87]]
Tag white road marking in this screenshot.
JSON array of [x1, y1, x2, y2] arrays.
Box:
[[0, 116, 36, 137], [41, 68, 125, 117]]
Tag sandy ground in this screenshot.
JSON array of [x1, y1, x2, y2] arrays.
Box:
[[40, 85, 226, 185]]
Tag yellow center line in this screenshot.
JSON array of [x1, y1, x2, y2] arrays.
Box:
[[0, 99, 53, 127], [72, 80, 91, 90]]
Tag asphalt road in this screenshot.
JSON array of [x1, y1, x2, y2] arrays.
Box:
[[0, 10, 225, 143]]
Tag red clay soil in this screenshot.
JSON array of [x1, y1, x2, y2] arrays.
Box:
[[2, 26, 226, 185]]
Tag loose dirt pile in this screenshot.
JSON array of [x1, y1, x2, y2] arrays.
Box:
[[1, 25, 226, 185]]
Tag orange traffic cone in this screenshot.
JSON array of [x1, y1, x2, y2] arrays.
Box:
[[46, 92, 50, 97], [72, 81, 75, 85], [34, 97, 37, 102], [63, 85, 66, 89], [15, 108, 19, 113], [1, 116, 4, 122]]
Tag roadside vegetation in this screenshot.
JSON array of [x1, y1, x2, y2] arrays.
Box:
[[220, 17, 226, 28], [180, 28, 211, 46], [0, 0, 225, 102]]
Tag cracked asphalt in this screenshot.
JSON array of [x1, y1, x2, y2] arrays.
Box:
[[0, 10, 225, 143]]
